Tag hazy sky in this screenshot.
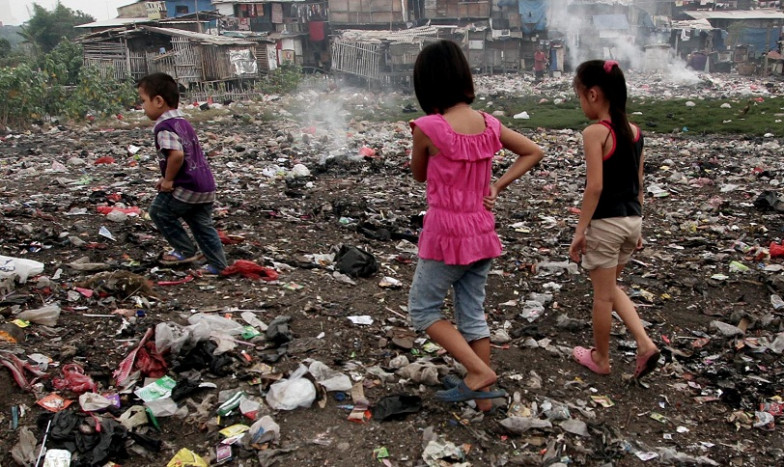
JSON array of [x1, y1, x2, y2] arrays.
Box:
[[2, 0, 134, 25]]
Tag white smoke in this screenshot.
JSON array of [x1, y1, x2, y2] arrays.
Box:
[[547, 0, 700, 83]]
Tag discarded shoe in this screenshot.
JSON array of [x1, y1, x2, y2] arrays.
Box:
[[159, 250, 203, 266], [572, 346, 610, 375], [434, 380, 506, 403], [634, 348, 660, 379]]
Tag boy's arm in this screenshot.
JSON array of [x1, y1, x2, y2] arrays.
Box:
[[159, 149, 184, 192], [157, 129, 184, 192]]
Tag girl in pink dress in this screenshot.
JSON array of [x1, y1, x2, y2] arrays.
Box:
[[408, 40, 544, 409]]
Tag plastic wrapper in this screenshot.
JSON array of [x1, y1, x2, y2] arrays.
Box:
[[265, 365, 316, 410], [52, 363, 97, 394]]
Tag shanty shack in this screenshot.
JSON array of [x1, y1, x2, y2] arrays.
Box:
[[80, 25, 261, 86], [330, 25, 451, 83], [212, 0, 331, 70]]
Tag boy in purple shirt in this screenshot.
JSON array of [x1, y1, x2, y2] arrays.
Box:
[[136, 73, 227, 274]]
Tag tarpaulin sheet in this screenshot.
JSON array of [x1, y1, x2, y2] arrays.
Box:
[[516, 0, 547, 34], [592, 14, 630, 30], [739, 28, 780, 53]]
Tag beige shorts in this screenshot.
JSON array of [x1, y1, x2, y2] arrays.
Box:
[[581, 216, 642, 270]]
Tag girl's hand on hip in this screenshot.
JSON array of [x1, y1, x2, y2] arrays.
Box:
[[636, 235, 644, 250], [569, 232, 586, 263], [483, 185, 499, 211]]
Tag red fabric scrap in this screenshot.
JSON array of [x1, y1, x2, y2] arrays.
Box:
[[135, 341, 168, 378], [222, 260, 279, 281], [94, 156, 116, 165], [770, 242, 784, 258]]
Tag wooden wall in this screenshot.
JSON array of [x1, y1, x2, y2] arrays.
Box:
[[329, 0, 405, 24], [424, 0, 490, 19]]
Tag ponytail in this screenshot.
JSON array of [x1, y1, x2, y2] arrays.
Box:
[[574, 60, 633, 154]]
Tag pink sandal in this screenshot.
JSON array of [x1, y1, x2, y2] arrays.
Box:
[[634, 348, 660, 379], [572, 346, 610, 375]]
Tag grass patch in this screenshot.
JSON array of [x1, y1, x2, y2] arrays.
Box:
[[375, 94, 784, 137]]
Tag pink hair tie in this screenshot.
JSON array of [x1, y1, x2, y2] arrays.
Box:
[[603, 60, 619, 73]]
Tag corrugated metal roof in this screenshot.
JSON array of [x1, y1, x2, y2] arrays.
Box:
[[334, 25, 447, 43], [137, 25, 255, 45], [75, 17, 151, 28], [684, 9, 784, 20], [672, 18, 715, 30]]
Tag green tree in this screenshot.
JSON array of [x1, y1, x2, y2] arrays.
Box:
[[19, 2, 94, 54], [41, 39, 83, 85], [0, 38, 10, 58]]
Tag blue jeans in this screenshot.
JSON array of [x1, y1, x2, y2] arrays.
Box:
[[408, 258, 493, 342], [149, 193, 227, 270]]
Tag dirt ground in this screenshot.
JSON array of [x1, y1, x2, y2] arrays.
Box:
[[1, 81, 783, 466]]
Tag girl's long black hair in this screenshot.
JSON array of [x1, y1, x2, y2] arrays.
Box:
[[413, 40, 475, 115], [574, 60, 633, 154]]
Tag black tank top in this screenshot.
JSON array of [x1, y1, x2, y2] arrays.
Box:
[[592, 120, 643, 220]]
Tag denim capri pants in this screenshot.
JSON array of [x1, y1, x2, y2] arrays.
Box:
[[408, 257, 493, 342]]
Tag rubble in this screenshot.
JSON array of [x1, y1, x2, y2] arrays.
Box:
[[0, 72, 782, 466]]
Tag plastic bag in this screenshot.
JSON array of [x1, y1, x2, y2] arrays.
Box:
[[335, 245, 379, 278], [52, 363, 97, 394], [0, 255, 44, 283], [244, 415, 280, 445], [308, 360, 352, 392], [265, 365, 316, 410], [188, 313, 244, 336], [155, 322, 191, 355], [16, 304, 61, 326]]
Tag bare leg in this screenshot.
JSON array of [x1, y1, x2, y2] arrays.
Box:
[[588, 267, 615, 373], [426, 321, 496, 391], [614, 264, 657, 357], [469, 337, 493, 411]]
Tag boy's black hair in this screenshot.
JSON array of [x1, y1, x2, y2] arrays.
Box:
[[413, 40, 475, 115], [136, 72, 179, 108], [574, 60, 633, 154]]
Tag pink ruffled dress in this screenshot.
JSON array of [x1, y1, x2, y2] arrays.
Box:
[[411, 112, 503, 265]]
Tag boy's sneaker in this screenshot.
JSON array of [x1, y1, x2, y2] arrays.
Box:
[[196, 264, 222, 277]]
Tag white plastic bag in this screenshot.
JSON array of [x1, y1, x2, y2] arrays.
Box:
[[0, 255, 44, 283], [188, 313, 244, 335], [17, 304, 61, 326], [308, 360, 352, 392], [265, 365, 316, 410], [155, 322, 190, 355]]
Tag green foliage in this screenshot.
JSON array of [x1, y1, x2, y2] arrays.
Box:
[[257, 62, 303, 94], [41, 40, 84, 85], [63, 66, 138, 120], [0, 61, 136, 128], [0, 39, 10, 58], [0, 63, 48, 127], [20, 3, 94, 54]]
